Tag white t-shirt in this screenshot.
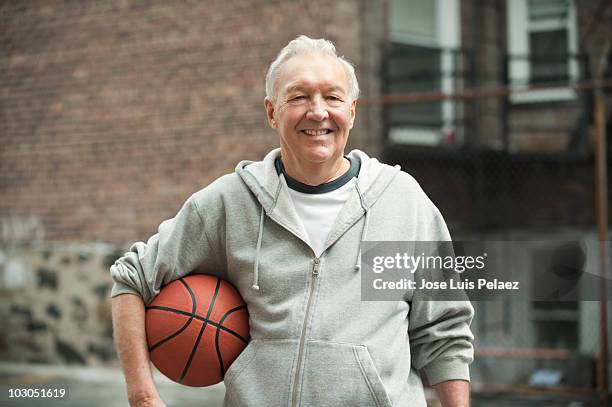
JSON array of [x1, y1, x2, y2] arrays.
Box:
[[276, 157, 360, 257]]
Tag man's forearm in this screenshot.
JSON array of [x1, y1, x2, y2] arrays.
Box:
[[432, 379, 470, 407], [111, 293, 161, 405]]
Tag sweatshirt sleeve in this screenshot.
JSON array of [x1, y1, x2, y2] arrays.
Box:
[[109, 191, 225, 305], [408, 205, 474, 385]]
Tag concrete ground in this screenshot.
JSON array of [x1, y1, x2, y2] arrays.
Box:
[[0, 362, 600, 407], [0, 362, 225, 406]]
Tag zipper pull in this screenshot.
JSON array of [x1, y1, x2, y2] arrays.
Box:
[[313, 258, 321, 277]]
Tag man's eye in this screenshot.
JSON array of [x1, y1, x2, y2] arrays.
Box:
[[291, 96, 306, 101], [327, 96, 343, 101]]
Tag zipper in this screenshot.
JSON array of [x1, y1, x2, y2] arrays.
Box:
[[291, 257, 321, 407]]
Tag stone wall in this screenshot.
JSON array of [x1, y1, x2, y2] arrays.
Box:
[[0, 243, 121, 365]]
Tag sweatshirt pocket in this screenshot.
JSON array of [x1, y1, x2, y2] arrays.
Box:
[[299, 340, 393, 407], [224, 339, 295, 407]]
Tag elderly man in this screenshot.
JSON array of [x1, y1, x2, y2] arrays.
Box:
[[111, 35, 474, 407]]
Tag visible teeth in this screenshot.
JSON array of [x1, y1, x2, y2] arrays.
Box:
[[303, 129, 330, 136]]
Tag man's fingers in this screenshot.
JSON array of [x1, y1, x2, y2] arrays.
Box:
[[132, 395, 166, 407]]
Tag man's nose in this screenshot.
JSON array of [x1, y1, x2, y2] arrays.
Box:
[[306, 97, 329, 121]]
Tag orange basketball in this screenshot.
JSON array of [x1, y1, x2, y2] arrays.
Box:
[[145, 274, 250, 387]]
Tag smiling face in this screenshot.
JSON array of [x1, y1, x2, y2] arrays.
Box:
[[264, 52, 356, 171]]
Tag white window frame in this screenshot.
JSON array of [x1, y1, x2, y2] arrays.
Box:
[[388, 0, 460, 146], [506, 0, 579, 103]]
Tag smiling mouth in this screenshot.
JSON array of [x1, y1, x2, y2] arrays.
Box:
[[302, 129, 332, 136]]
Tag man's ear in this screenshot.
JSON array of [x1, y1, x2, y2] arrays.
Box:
[[264, 99, 277, 128], [349, 99, 357, 129]]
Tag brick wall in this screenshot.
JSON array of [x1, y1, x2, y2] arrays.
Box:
[[0, 0, 373, 245], [2, 0, 608, 244], [0, 0, 387, 366], [577, 0, 612, 66], [461, 0, 507, 148]]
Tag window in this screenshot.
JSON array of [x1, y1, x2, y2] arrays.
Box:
[[386, 0, 462, 146], [507, 0, 579, 103]]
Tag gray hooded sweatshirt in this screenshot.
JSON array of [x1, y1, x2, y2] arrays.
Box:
[[110, 148, 474, 407]]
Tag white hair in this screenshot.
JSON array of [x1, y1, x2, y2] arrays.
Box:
[[265, 35, 360, 102]]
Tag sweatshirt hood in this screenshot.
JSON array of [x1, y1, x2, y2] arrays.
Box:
[[235, 148, 401, 214], [235, 148, 401, 290]]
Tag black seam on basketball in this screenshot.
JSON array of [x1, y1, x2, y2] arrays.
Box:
[[147, 305, 249, 343], [206, 278, 222, 320], [179, 278, 198, 315], [178, 320, 207, 383], [147, 278, 198, 352], [178, 277, 222, 383], [149, 314, 193, 352], [215, 305, 249, 378]]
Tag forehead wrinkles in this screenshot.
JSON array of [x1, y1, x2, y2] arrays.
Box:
[[275, 53, 348, 99], [284, 82, 347, 96]]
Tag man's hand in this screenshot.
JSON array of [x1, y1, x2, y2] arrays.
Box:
[[432, 379, 470, 407], [112, 293, 166, 407], [130, 394, 167, 407], [129, 393, 167, 407]]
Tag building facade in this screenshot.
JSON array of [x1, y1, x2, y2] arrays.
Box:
[[1, 1, 611, 399]]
